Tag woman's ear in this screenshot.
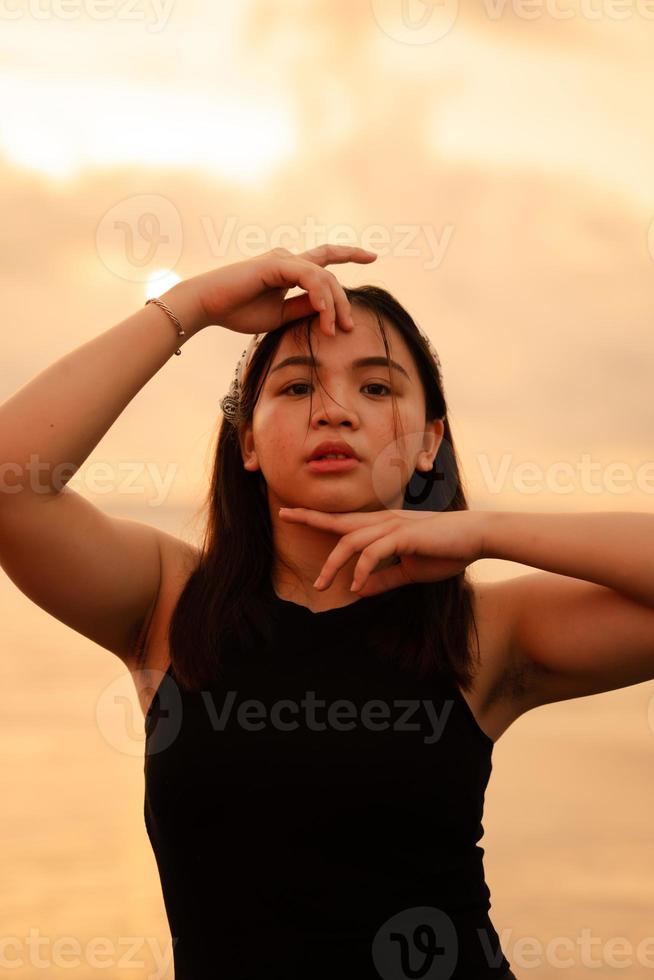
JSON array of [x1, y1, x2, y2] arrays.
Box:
[[416, 418, 444, 472], [239, 423, 260, 472]]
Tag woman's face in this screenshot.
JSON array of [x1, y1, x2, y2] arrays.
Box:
[[240, 307, 443, 515]]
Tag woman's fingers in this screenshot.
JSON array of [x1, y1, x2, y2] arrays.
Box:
[[305, 267, 336, 335], [280, 508, 396, 588], [278, 507, 399, 534], [349, 535, 403, 591], [280, 261, 337, 336], [301, 246, 377, 334], [313, 522, 402, 590], [275, 245, 377, 335], [325, 270, 356, 332], [299, 244, 378, 268], [277, 507, 416, 597], [298, 265, 356, 335]]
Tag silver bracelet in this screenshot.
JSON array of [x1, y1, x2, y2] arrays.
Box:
[[145, 297, 186, 356]]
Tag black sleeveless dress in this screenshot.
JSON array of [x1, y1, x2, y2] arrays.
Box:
[[143, 586, 514, 979]]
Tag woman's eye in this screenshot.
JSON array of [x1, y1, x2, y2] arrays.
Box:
[[282, 382, 392, 397], [283, 383, 312, 396]]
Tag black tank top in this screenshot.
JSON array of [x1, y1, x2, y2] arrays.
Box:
[[143, 586, 513, 979]]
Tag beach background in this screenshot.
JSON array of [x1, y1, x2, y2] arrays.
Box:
[[2, 1, 654, 977]]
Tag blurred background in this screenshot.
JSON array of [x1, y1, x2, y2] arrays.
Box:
[[2, 0, 654, 976]]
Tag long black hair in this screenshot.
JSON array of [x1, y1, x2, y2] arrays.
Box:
[[166, 285, 481, 693]]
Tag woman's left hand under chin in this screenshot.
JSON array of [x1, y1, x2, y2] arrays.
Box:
[[277, 506, 489, 597]]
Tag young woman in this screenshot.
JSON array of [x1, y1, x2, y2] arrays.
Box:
[[2, 244, 654, 979]]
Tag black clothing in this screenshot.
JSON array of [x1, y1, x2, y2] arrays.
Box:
[[143, 586, 513, 978]]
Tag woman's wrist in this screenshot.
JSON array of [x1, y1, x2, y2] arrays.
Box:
[[159, 278, 211, 338], [477, 510, 497, 561]]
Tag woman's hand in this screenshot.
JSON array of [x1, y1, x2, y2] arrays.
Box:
[[185, 244, 377, 340], [278, 506, 488, 596]]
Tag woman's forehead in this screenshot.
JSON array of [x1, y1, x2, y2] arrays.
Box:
[[275, 309, 408, 364]]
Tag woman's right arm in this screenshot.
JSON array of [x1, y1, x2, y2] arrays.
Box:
[[0, 279, 208, 667], [0, 244, 375, 667]]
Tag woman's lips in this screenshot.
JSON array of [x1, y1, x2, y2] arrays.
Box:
[[306, 457, 360, 473]]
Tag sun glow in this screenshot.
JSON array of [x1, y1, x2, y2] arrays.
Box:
[[0, 74, 297, 184], [145, 270, 182, 301]]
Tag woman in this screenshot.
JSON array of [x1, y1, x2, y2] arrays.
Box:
[[3, 244, 653, 978]]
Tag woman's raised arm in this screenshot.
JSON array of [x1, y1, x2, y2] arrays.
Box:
[[0, 244, 376, 666], [0, 279, 208, 665]]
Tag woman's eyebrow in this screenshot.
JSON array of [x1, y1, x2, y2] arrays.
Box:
[[269, 355, 411, 380]]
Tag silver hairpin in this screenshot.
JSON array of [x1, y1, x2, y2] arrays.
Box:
[[219, 334, 262, 423]]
